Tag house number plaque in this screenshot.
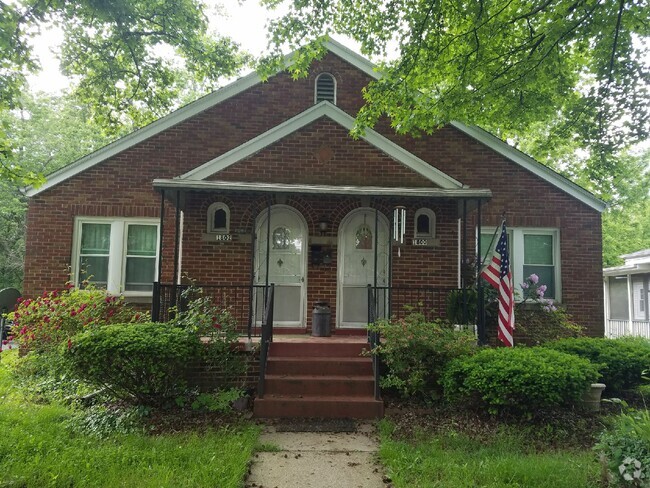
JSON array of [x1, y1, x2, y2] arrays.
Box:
[[412, 238, 429, 246], [214, 234, 233, 241]]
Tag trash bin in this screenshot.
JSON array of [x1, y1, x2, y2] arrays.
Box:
[[312, 301, 331, 337]]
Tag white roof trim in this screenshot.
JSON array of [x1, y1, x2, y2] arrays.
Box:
[[181, 101, 463, 189], [450, 122, 606, 212], [25, 39, 380, 197], [153, 179, 491, 198]]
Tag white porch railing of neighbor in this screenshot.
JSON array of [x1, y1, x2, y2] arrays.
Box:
[[606, 319, 650, 339]]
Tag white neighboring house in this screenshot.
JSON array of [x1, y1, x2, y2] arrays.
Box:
[[604, 249, 650, 338]]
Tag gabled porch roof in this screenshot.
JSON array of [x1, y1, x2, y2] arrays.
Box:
[[178, 101, 465, 190]]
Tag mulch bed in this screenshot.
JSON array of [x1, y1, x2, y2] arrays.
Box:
[[383, 396, 612, 451]]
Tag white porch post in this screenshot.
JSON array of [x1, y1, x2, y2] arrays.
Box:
[[627, 273, 633, 335]]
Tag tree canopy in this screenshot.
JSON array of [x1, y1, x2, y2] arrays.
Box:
[[263, 0, 648, 146], [0, 0, 248, 185]]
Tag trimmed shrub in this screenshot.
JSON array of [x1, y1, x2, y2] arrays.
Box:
[[64, 322, 201, 406], [442, 347, 600, 415], [597, 409, 650, 486], [369, 313, 477, 400], [544, 337, 650, 394], [8, 285, 147, 353]]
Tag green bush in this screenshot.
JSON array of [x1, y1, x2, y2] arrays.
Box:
[[173, 286, 245, 384], [597, 408, 650, 487], [442, 347, 600, 415], [544, 337, 650, 395], [64, 322, 201, 406], [369, 312, 477, 400], [8, 285, 147, 353]]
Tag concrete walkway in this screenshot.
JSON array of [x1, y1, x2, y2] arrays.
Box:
[[246, 422, 388, 488]]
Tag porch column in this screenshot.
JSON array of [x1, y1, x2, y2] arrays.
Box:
[[172, 190, 181, 312], [461, 199, 468, 324], [627, 273, 633, 335], [476, 199, 487, 345]]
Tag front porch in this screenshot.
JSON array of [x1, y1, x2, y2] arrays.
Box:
[[149, 180, 492, 418]]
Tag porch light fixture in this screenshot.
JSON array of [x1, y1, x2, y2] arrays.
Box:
[[318, 217, 330, 235], [393, 206, 406, 257]]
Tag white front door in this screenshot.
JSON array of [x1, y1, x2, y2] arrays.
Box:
[[338, 208, 389, 328], [255, 205, 307, 327]]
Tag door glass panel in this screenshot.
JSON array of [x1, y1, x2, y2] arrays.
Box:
[[342, 287, 369, 324]]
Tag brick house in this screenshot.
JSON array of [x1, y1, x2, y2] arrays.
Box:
[[23, 40, 605, 416], [24, 39, 605, 333]]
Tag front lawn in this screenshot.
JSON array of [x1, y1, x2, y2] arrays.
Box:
[[379, 419, 601, 488], [0, 350, 259, 488]]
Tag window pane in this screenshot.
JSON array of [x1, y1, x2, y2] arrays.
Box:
[[79, 256, 109, 287], [81, 223, 110, 254], [127, 225, 157, 256], [125, 257, 155, 292], [213, 209, 227, 230], [609, 276, 629, 320], [524, 234, 553, 265], [523, 265, 555, 298], [416, 215, 430, 235], [356, 225, 373, 250]]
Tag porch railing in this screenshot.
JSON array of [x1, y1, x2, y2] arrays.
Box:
[[370, 285, 462, 322], [606, 319, 650, 339], [152, 282, 269, 338], [257, 284, 275, 399]]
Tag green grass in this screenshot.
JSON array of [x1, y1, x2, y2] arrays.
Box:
[[379, 420, 601, 488], [0, 350, 259, 487]]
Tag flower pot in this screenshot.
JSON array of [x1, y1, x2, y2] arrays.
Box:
[[582, 383, 606, 412]]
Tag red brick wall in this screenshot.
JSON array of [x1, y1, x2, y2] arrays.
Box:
[[23, 51, 604, 335]]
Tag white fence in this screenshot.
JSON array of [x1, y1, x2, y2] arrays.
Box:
[[605, 319, 650, 339]]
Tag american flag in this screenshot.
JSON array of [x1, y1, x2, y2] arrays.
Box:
[[481, 221, 515, 346]]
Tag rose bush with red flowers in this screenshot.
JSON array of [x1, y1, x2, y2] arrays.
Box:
[[7, 285, 148, 353]]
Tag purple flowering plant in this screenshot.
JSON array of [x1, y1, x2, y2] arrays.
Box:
[[520, 274, 556, 312]]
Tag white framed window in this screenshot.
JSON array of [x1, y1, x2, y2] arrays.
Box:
[[206, 202, 230, 234], [72, 217, 160, 296], [314, 73, 336, 104], [414, 208, 436, 239], [479, 227, 561, 301]]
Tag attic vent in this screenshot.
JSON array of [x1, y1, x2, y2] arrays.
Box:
[[315, 73, 336, 104]]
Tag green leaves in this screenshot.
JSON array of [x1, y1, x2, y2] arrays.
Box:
[[264, 0, 648, 145]]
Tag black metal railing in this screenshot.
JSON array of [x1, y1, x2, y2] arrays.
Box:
[[367, 285, 381, 401], [257, 284, 275, 399], [152, 282, 269, 338], [371, 285, 462, 322]]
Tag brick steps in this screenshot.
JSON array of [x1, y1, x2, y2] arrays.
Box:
[[254, 395, 384, 419], [254, 339, 383, 419], [264, 374, 374, 396]]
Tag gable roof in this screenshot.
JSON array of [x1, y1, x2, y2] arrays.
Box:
[[25, 39, 606, 212], [181, 101, 463, 189], [451, 122, 606, 212]]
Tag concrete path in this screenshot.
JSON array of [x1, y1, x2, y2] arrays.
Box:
[[246, 422, 388, 488]]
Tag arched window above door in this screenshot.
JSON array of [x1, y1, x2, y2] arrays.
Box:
[[414, 208, 436, 239], [207, 202, 230, 234]]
